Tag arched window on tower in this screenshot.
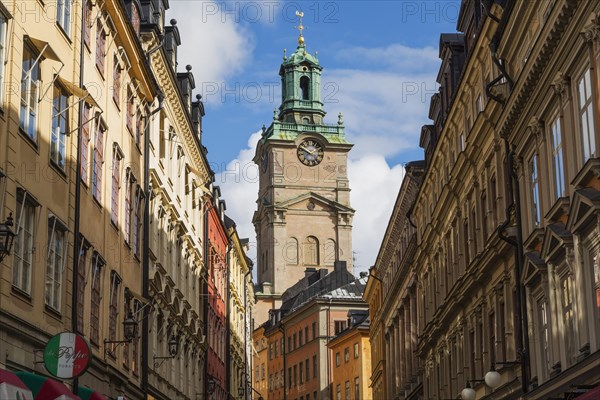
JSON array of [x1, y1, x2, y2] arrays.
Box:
[[304, 236, 319, 265], [300, 76, 310, 100]]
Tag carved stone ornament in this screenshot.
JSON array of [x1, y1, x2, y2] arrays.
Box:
[[551, 72, 570, 98], [583, 13, 600, 48]]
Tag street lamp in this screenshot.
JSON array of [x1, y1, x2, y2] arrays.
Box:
[[104, 312, 139, 359], [153, 333, 180, 368], [0, 213, 16, 262]]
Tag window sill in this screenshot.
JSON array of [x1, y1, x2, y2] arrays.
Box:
[[55, 22, 72, 45], [19, 128, 40, 152], [49, 160, 68, 182], [11, 285, 33, 304], [44, 304, 63, 321]]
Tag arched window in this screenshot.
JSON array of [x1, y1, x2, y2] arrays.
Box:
[[285, 238, 299, 265], [304, 236, 319, 265], [300, 76, 310, 100], [324, 239, 336, 264]]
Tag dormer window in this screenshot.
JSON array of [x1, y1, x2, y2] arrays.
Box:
[[300, 76, 310, 100]]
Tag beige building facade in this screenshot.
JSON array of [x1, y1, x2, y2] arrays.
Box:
[[0, 0, 157, 397], [367, 1, 600, 400]]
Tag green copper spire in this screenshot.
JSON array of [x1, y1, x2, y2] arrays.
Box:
[[259, 12, 348, 145]]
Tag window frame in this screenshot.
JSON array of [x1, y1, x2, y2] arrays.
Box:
[[549, 113, 566, 199], [12, 191, 38, 295], [45, 215, 68, 311], [56, 0, 72, 36], [20, 43, 41, 142], [577, 67, 597, 161], [50, 83, 69, 170]]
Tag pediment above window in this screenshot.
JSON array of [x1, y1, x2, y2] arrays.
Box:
[[541, 223, 573, 263], [523, 251, 547, 286], [566, 187, 600, 233]]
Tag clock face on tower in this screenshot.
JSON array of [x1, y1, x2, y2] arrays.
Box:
[[297, 139, 324, 166]]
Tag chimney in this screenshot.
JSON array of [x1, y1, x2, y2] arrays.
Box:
[[334, 260, 347, 272], [304, 267, 317, 278]]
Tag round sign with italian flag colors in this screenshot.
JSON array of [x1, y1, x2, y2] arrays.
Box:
[[43, 333, 92, 379]]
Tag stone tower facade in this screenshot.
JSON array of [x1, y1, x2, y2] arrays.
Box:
[[253, 34, 354, 323]]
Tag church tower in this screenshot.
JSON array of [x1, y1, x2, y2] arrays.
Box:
[[253, 18, 354, 323]]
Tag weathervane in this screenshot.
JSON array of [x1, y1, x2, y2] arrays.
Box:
[[295, 10, 305, 45]]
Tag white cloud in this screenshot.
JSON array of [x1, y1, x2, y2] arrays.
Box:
[[336, 44, 439, 73], [215, 131, 262, 267], [168, 1, 253, 92], [347, 155, 405, 273]]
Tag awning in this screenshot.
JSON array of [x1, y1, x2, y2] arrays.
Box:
[[56, 76, 99, 108], [575, 385, 600, 399], [77, 386, 106, 400], [0, 368, 34, 400], [25, 36, 61, 62], [14, 372, 81, 400]]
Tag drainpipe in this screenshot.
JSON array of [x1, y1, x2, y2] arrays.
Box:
[[71, 0, 87, 395], [279, 323, 287, 400], [497, 138, 529, 395]]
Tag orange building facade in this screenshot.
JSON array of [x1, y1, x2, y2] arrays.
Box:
[[328, 312, 372, 400]]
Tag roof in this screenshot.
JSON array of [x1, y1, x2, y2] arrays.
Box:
[[282, 43, 320, 68]]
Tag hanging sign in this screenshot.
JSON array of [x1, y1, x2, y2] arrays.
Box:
[[43, 333, 92, 379]]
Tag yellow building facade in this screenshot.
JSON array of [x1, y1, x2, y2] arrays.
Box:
[[328, 313, 372, 400]]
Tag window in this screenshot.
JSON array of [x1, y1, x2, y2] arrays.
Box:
[[76, 240, 88, 334], [299, 361, 304, 384], [133, 185, 144, 258], [300, 76, 310, 100], [560, 275, 574, 364], [344, 347, 349, 363], [131, 3, 141, 34], [92, 121, 105, 202], [113, 56, 121, 106], [269, 374, 273, 391], [126, 88, 134, 132], [335, 352, 340, 367], [56, 0, 72, 35], [269, 343, 273, 360], [293, 364, 297, 386], [12, 192, 37, 294], [305, 358, 309, 382], [578, 68, 596, 160], [529, 153, 541, 226], [50, 85, 69, 169], [314, 391, 318, 400], [136, 107, 144, 146], [46, 216, 67, 310], [293, 333, 297, 349], [538, 298, 551, 378], [110, 146, 123, 225], [261, 364, 265, 380], [124, 169, 134, 242], [90, 253, 104, 345], [594, 252, 600, 324], [20, 44, 40, 141], [354, 343, 359, 358], [354, 377, 359, 400], [0, 14, 7, 105], [334, 320, 347, 335], [345, 380, 350, 400], [304, 236, 319, 265], [550, 115, 565, 198], [305, 326, 309, 343], [96, 21, 106, 75], [108, 271, 122, 356], [288, 367, 292, 388], [336, 384, 341, 400], [299, 330, 303, 346], [313, 355, 317, 378], [83, 0, 92, 48], [81, 105, 92, 182]]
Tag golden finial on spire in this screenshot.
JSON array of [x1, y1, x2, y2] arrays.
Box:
[[295, 10, 305, 45]]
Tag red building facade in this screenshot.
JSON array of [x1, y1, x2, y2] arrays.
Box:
[[205, 195, 228, 400]]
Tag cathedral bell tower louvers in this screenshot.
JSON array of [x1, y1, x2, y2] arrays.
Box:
[[252, 15, 355, 323]]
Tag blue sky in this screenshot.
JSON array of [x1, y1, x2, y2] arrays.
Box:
[[170, 0, 461, 272]]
